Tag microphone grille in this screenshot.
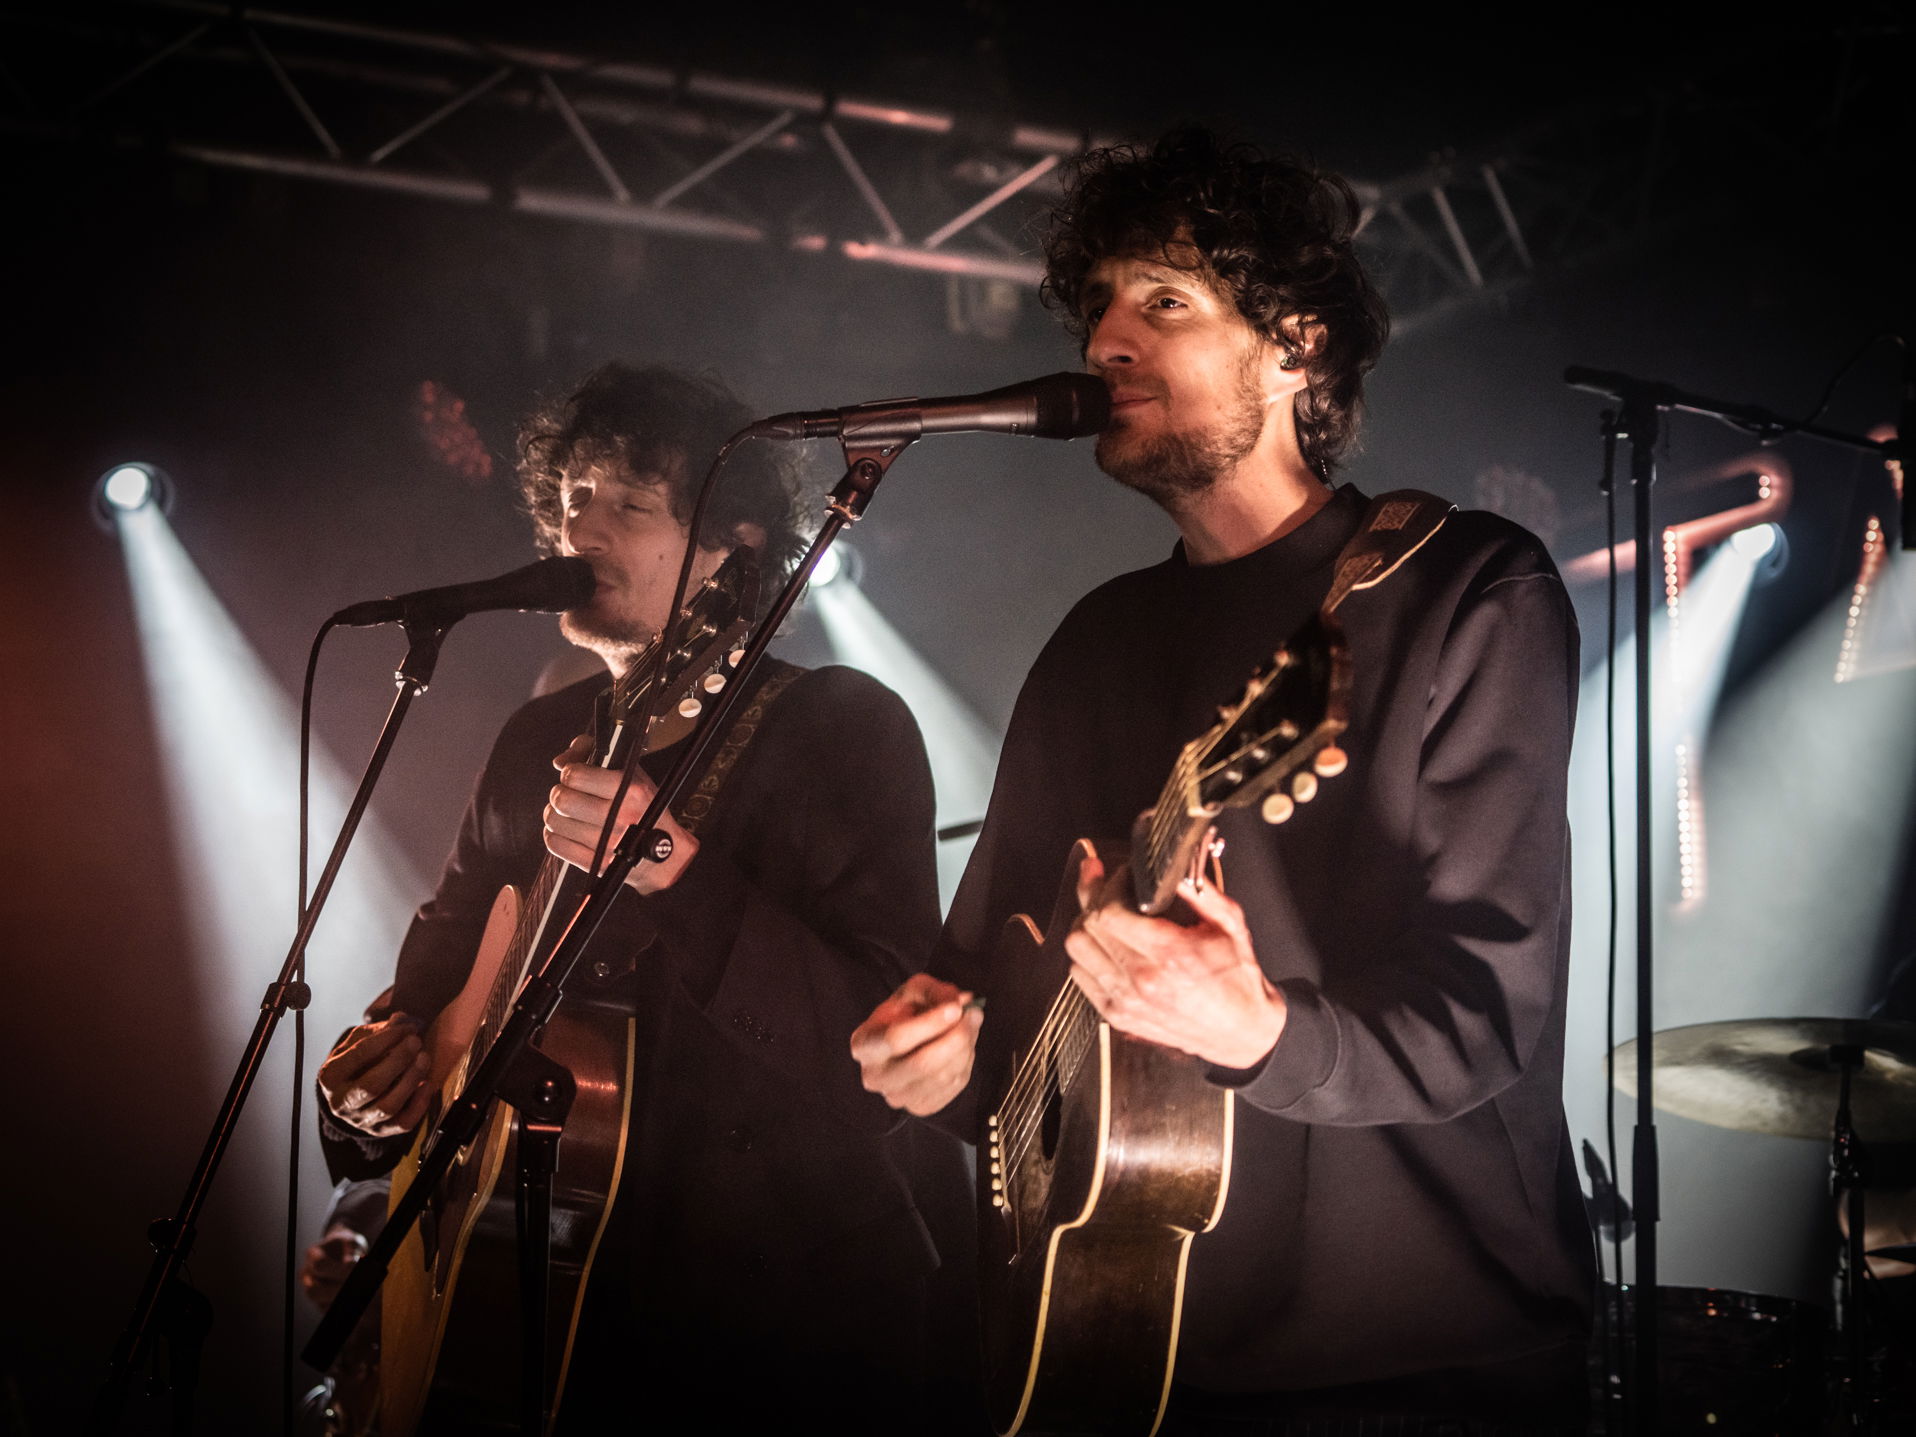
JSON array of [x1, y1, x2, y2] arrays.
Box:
[[1032, 372, 1111, 439], [528, 555, 598, 613]]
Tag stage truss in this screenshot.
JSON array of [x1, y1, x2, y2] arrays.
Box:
[[1, 3, 1898, 333]]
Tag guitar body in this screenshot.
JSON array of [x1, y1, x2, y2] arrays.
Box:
[[380, 883, 636, 1434], [980, 862, 1233, 1437], [365, 550, 763, 1434], [978, 612, 1352, 1436]]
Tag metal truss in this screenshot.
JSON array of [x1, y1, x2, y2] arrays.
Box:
[[1, 0, 1081, 285], [0, 3, 1900, 330]]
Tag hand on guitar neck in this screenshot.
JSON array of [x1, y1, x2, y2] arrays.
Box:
[[1065, 847, 1289, 1072], [541, 732, 699, 894]]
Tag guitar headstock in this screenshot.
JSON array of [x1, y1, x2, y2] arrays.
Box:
[[1192, 611, 1350, 818], [600, 547, 761, 757], [1134, 611, 1351, 914]]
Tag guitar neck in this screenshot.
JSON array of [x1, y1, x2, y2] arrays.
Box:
[[1130, 751, 1214, 918], [472, 647, 667, 1052]]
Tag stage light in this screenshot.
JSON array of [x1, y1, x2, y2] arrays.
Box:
[[1730, 523, 1778, 560], [103, 464, 154, 510], [1730, 522, 1789, 584], [94, 462, 172, 528], [810, 542, 862, 589]]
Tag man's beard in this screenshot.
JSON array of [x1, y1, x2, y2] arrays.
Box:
[[559, 605, 652, 664], [1095, 357, 1265, 506]]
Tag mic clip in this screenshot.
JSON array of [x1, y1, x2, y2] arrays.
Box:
[[830, 432, 917, 524]]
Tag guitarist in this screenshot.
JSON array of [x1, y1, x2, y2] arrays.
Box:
[[854, 129, 1595, 1435], [315, 363, 971, 1433]]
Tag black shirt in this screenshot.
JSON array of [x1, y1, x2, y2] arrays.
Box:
[[941, 486, 1595, 1416]]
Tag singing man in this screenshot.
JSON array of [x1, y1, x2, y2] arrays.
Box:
[[853, 129, 1595, 1433]]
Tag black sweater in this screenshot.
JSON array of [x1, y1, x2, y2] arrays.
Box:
[[321, 663, 971, 1426], [941, 485, 1595, 1410]]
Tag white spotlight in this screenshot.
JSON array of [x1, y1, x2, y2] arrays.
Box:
[[1730, 523, 1779, 560], [1731, 522, 1789, 583], [810, 542, 861, 588], [94, 462, 171, 529], [103, 465, 154, 510]]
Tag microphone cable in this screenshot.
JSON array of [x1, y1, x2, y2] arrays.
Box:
[[584, 426, 764, 885], [285, 616, 335, 1435]]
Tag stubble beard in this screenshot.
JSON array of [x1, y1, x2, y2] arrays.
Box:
[[559, 607, 654, 672], [1095, 354, 1266, 507]]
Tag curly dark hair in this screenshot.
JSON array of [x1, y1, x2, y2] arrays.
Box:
[[1043, 128, 1389, 479], [517, 362, 809, 597]]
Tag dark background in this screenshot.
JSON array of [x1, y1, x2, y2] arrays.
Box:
[[1, 3, 1910, 1431]]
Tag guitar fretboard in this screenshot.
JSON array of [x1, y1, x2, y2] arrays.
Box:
[[471, 649, 665, 1060], [994, 750, 1209, 1194]]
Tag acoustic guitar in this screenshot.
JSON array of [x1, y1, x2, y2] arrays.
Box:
[[979, 611, 1351, 1437], [375, 550, 759, 1435]]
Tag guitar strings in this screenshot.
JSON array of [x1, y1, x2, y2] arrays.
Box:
[[1001, 990, 1101, 1179], [994, 742, 1198, 1139], [474, 646, 666, 1053], [1000, 689, 1296, 1184]]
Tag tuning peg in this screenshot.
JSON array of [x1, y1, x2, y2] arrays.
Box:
[[1313, 746, 1348, 778], [678, 697, 702, 718], [700, 672, 726, 694], [726, 648, 743, 667], [1291, 771, 1318, 803], [1261, 792, 1295, 825]]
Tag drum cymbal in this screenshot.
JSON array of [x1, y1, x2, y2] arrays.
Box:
[[1610, 1019, 1916, 1140]]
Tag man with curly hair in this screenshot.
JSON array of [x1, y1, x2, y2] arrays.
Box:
[[855, 130, 1594, 1432], [314, 363, 971, 1432]]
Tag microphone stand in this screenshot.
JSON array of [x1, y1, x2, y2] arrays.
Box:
[[302, 435, 913, 1431], [92, 619, 453, 1435], [1563, 366, 1904, 1437]]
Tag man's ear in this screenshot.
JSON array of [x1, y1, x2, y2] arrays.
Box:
[[1281, 313, 1326, 363]]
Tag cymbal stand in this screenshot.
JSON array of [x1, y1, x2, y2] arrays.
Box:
[[1829, 1043, 1877, 1432]]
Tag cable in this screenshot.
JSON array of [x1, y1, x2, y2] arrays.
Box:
[[1720, 331, 1906, 441], [286, 619, 333, 1434], [586, 430, 760, 883], [1600, 413, 1626, 1437]]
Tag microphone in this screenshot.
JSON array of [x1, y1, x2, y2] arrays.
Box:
[[330, 556, 596, 629], [749, 372, 1110, 444]]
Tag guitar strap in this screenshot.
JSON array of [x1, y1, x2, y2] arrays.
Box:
[[1321, 488, 1455, 617], [673, 658, 805, 837]]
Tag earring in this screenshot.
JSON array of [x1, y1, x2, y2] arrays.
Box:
[[1279, 348, 1303, 371]]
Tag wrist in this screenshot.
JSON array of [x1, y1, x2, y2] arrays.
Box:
[[1214, 983, 1288, 1071]]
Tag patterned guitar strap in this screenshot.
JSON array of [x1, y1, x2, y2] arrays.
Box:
[[1321, 488, 1455, 617], [672, 657, 805, 837], [582, 659, 803, 987]]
